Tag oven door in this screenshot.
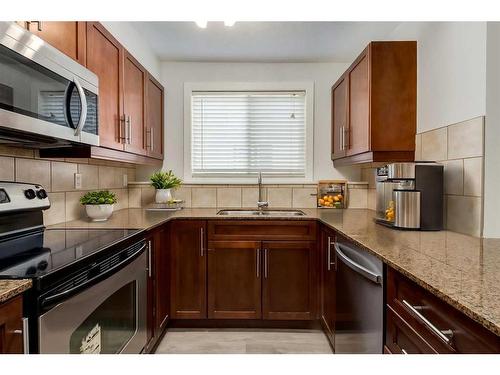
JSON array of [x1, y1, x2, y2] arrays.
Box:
[[38, 249, 147, 354]]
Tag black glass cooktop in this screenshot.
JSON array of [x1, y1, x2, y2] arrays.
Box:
[[0, 228, 142, 279]]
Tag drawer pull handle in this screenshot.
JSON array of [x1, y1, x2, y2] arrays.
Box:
[[401, 349, 408, 354], [402, 299, 453, 345]]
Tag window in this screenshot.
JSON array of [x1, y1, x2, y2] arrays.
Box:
[[186, 84, 312, 182]]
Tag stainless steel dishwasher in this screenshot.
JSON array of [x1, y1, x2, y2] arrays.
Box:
[[333, 238, 383, 354]]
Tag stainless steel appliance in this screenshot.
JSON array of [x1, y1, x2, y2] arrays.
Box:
[[0, 182, 147, 354], [0, 22, 99, 147], [334, 238, 383, 354], [375, 162, 444, 230]]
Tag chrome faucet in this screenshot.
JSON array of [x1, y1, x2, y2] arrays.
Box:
[[257, 172, 269, 210]]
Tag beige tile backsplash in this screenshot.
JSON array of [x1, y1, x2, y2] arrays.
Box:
[[0, 146, 136, 226]]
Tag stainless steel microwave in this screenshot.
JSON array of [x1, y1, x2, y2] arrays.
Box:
[[0, 22, 99, 147]]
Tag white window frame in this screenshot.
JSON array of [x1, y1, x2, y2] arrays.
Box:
[[183, 82, 314, 184]]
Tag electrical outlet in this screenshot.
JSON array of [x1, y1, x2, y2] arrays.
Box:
[[74, 173, 82, 189], [123, 174, 128, 187]]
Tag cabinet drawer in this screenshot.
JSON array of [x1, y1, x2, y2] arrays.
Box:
[[387, 267, 500, 353], [207, 220, 317, 241], [386, 305, 437, 354]]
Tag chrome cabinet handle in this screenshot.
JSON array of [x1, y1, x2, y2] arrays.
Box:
[[27, 21, 42, 31], [264, 248, 268, 278], [402, 300, 453, 345], [147, 240, 152, 277], [119, 115, 126, 142], [126, 115, 132, 144], [200, 227, 204, 257], [150, 128, 154, 152], [327, 236, 336, 271], [73, 77, 87, 137], [256, 248, 260, 278], [401, 348, 408, 354], [340, 126, 345, 151]]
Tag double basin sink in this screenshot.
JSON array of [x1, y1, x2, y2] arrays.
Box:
[[217, 209, 306, 217]]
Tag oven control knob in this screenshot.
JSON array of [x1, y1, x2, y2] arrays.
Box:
[[38, 260, 48, 271], [24, 189, 36, 200], [26, 266, 37, 275], [36, 189, 48, 199]]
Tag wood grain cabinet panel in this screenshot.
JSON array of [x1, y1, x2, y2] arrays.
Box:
[[207, 241, 262, 319], [331, 41, 417, 166], [170, 220, 207, 319], [0, 296, 24, 354], [123, 51, 147, 156], [262, 241, 316, 320], [86, 22, 124, 151], [145, 74, 165, 159], [21, 21, 87, 65]]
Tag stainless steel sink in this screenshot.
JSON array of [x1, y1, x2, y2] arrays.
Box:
[[217, 209, 306, 217]]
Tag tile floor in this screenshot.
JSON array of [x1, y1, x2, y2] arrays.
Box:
[[154, 328, 333, 354]]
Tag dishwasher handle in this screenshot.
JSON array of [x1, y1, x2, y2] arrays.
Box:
[[334, 243, 382, 285]]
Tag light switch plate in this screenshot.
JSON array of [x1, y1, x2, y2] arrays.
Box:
[[123, 174, 128, 187], [74, 173, 82, 189]]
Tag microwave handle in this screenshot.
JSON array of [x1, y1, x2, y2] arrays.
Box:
[[73, 77, 87, 136]]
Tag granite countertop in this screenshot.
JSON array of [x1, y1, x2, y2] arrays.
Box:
[[0, 279, 32, 304], [50, 207, 500, 336]]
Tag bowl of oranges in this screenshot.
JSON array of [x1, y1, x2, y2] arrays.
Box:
[[317, 181, 346, 209]]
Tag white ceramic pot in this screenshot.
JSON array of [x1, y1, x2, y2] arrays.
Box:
[[85, 204, 114, 222], [155, 188, 172, 203]]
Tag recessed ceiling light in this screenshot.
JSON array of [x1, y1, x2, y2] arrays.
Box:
[[224, 21, 236, 27], [195, 21, 207, 28]]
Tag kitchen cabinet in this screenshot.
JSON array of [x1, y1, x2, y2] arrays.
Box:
[[0, 296, 24, 354], [86, 22, 124, 151], [386, 267, 500, 354], [207, 240, 261, 319], [320, 226, 336, 348], [170, 220, 207, 319], [262, 241, 316, 320], [331, 41, 417, 166], [17, 21, 87, 65], [123, 51, 147, 156], [145, 74, 165, 159]]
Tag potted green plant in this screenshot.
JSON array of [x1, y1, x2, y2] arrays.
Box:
[[80, 190, 117, 222], [150, 170, 182, 203]]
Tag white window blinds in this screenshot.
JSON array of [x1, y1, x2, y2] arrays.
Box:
[[191, 91, 306, 177]]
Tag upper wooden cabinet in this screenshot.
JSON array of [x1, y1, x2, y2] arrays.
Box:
[[18, 21, 87, 65], [331, 41, 417, 166], [145, 74, 165, 160]]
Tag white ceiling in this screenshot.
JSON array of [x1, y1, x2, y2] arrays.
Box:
[[131, 22, 401, 63]]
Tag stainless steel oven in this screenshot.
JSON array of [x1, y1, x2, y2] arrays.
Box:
[[37, 240, 147, 354], [0, 22, 98, 147]]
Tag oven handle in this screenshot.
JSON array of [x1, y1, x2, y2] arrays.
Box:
[[40, 242, 146, 309]]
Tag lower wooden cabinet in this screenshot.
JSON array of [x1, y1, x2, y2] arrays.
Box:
[[207, 241, 261, 319], [320, 226, 336, 346], [170, 220, 207, 319], [145, 225, 170, 352], [262, 241, 316, 320], [386, 267, 500, 354], [0, 296, 24, 354]]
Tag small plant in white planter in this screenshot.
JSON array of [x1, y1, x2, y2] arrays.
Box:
[[80, 190, 117, 222], [150, 170, 182, 204]]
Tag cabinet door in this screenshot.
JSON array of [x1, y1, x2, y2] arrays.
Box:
[[207, 241, 261, 319], [86, 22, 124, 151], [123, 51, 147, 156], [320, 228, 336, 345], [145, 74, 164, 159], [0, 296, 23, 354], [262, 241, 315, 320], [24, 21, 86, 65], [347, 49, 370, 156], [154, 227, 170, 331], [170, 220, 207, 319], [331, 76, 348, 160]]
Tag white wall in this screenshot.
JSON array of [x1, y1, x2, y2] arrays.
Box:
[[136, 61, 361, 182], [385, 22, 487, 133], [484, 22, 500, 238], [102, 22, 161, 80]]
